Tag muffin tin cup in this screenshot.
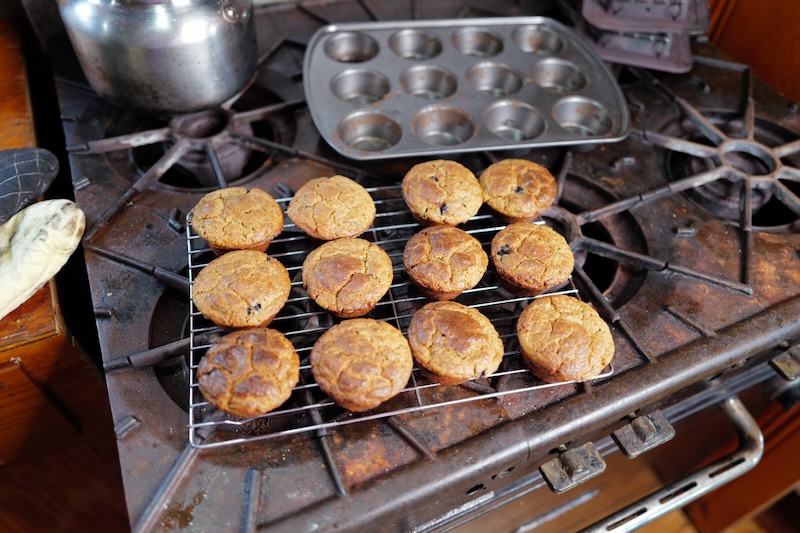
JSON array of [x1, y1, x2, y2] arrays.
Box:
[[304, 17, 629, 160]]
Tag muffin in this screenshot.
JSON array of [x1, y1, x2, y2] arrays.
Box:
[[302, 238, 393, 318], [403, 225, 488, 300], [407, 301, 504, 385], [197, 328, 300, 418], [479, 159, 558, 223], [516, 295, 614, 383], [311, 319, 413, 412], [287, 175, 375, 240], [401, 159, 483, 226], [193, 250, 291, 328], [189, 187, 283, 254], [490, 223, 574, 296]]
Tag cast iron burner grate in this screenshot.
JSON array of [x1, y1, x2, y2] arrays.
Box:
[[70, 88, 306, 242], [598, 59, 800, 285], [52, 0, 800, 528], [185, 187, 614, 449]]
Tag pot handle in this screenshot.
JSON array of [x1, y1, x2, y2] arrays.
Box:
[[581, 396, 763, 532]]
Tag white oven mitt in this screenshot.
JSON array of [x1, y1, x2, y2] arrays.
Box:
[[0, 199, 85, 321]]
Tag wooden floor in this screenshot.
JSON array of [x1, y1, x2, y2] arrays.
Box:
[[0, 391, 129, 533]]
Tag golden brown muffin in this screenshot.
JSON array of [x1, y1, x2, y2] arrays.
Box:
[[193, 250, 291, 328], [302, 238, 393, 318], [197, 328, 300, 418], [189, 187, 284, 254], [287, 175, 376, 240], [516, 295, 614, 383], [407, 301, 504, 385], [490, 223, 574, 296], [311, 319, 413, 412], [479, 159, 558, 223], [403, 226, 488, 300], [401, 159, 483, 226]]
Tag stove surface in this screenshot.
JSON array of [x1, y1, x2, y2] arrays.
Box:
[[53, 1, 800, 531]]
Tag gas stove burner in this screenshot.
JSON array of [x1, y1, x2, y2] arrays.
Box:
[[661, 113, 800, 227], [167, 110, 255, 189], [101, 100, 294, 192], [548, 175, 648, 309], [623, 65, 800, 232], [171, 108, 232, 139], [118, 110, 259, 190], [70, 73, 304, 241]]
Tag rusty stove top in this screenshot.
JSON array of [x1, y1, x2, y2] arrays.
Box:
[[52, 1, 800, 531]]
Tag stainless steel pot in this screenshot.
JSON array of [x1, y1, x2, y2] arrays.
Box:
[[57, 0, 258, 114]]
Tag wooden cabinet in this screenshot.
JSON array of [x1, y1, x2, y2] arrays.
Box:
[[0, 20, 109, 464], [0, 283, 106, 464], [710, 0, 800, 102], [0, 357, 78, 464]]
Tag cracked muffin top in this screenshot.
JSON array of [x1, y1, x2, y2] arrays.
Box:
[[302, 238, 393, 318], [403, 225, 488, 300], [287, 175, 375, 240], [189, 187, 284, 254], [407, 301, 504, 385], [197, 328, 299, 418], [490, 223, 574, 296], [310, 318, 413, 412], [401, 159, 483, 226], [193, 250, 291, 328], [479, 159, 557, 223], [516, 295, 614, 383]]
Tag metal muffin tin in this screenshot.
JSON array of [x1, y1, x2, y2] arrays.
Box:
[[303, 17, 629, 160]]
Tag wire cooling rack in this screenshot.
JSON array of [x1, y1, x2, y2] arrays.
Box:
[[186, 184, 613, 449]]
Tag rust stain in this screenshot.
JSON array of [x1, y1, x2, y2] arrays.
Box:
[[161, 491, 205, 530]]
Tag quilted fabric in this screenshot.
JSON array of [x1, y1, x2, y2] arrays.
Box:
[[0, 148, 59, 224]]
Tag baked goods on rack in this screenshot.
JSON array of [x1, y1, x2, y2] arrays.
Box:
[[406, 301, 504, 385], [287, 175, 376, 240], [479, 159, 557, 223], [197, 328, 300, 418], [490, 222, 574, 296], [516, 295, 614, 383], [302, 237, 393, 318], [310, 318, 413, 412], [403, 225, 488, 300], [189, 187, 283, 254], [401, 159, 483, 226], [193, 250, 291, 328]]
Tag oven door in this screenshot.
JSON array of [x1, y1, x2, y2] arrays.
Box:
[[419, 360, 797, 533]]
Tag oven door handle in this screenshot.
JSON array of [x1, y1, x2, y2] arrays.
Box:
[[582, 396, 764, 532]]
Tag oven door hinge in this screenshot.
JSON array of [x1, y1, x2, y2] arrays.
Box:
[[611, 410, 675, 458], [540, 442, 606, 493], [769, 343, 800, 381]]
